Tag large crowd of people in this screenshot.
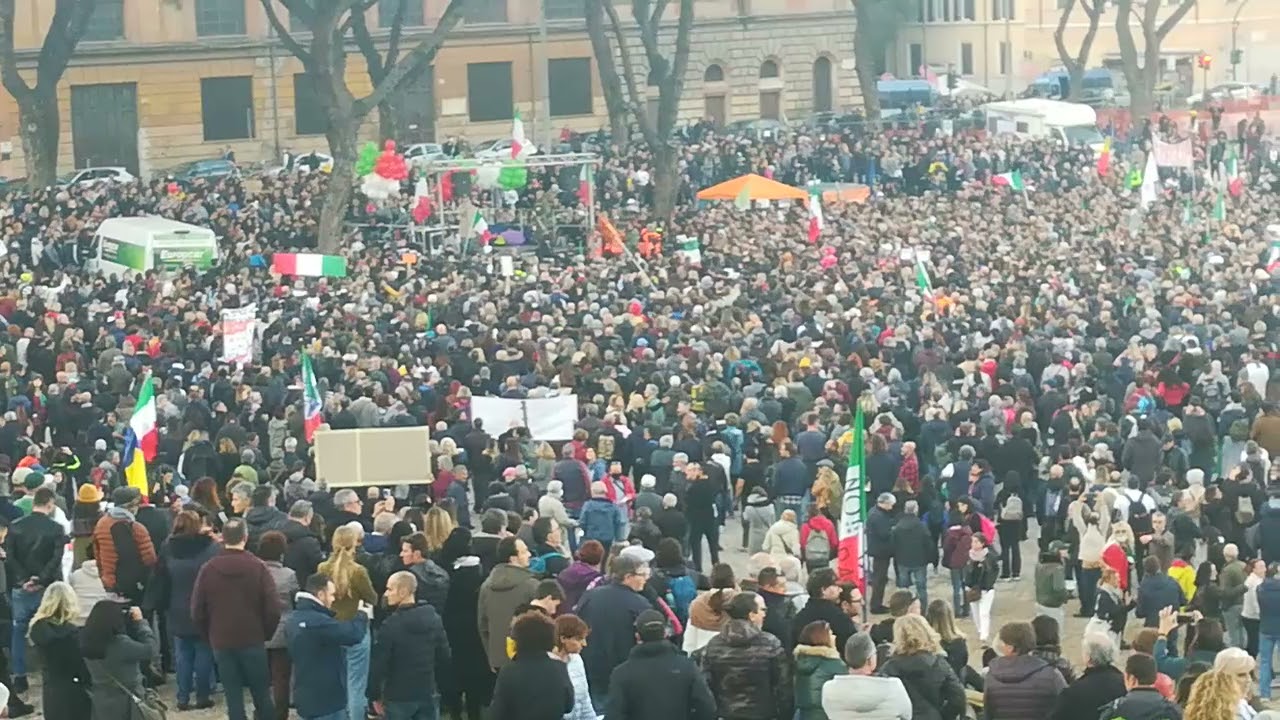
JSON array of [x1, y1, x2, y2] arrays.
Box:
[[0, 100, 1271, 720]]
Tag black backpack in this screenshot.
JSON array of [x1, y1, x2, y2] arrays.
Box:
[[109, 520, 148, 604]]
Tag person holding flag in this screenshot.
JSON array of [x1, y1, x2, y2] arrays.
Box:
[[302, 353, 324, 442], [123, 376, 158, 496], [837, 405, 868, 602]]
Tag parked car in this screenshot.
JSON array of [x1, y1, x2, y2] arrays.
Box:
[[725, 119, 787, 140], [474, 138, 539, 160], [1187, 82, 1264, 107], [261, 151, 334, 176], [57, 166, 136, 187], [166, 159, 239, 185], [404, 142, 448, 168]]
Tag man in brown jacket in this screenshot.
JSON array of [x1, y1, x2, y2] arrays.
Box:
[[91, 486, 157, 602], [1251, 404, 1280, 459], [191, 518, 281, 720]]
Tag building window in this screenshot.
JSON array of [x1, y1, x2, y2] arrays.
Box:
[[909, 44, 923, 76], [201, 76, 255, 141], [196, 0, 247, 36], [760, 59, 779, 79], [998, 41, 1011, 74], [992, 0, 1014, 20], [293, 73, 328, 135], [812, 57, 832, 112], [915, 0, 925, 22], [379, 0, 425, 27], [705, 64, 725, 83], [544, 0, 584, 19], [467, 62, 513, 122], [926, 0, 936, 21], [963, 0, 975, 19], [464, 0, 507, 23], [82, 0, 125, 41], [960, 43, 974, 75], [548, 58, 592, 116]]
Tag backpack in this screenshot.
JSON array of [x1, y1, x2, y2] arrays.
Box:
[[665, 573, 697, 626], [1000, 495, 1024, 522], [528, 551, 566, 577], [109, 520, 148, 604], [804, 527, 832, 570], [1236, 495, 1257, 525]]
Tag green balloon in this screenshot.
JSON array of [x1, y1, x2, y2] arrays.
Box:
[[355, 142, 379, 176], [498, 165, 528, 189]]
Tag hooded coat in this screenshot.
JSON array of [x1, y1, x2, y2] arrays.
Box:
[[743, 488, 776, 554], [983, 653, 1067, 720], [477, 562, 540, 670], [700, 619, 794, 720], [877, 651, 965, 720], [821, 673, 913, 720], [794, 643, 847, 720]]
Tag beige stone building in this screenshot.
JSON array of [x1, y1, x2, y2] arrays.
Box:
[[0, 0, 860, 179], [889, 0, 1280, 97]]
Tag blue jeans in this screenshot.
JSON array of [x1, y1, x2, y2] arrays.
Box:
[[898, 565, 928, 609], [949, 568, 966, 615], [173, 634, 215, 705], [1261, 633, 1280, 699], [385, 699, 440, 720], [1078, 566, 1102, 616], [10, 587, 44, 678], [345, 629, 371, 720], [214, 645, 274, 720]]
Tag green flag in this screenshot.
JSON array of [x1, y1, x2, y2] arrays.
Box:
[[1213, 190, 1226, 222], [734, 183, 751, 211]]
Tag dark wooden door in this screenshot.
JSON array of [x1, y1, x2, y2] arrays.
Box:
[[71, 83, 139, 174], [705, 95, 726, 126], [813, 57, 833, 112], [760, 91, 781, 120], [395, 65, 436, 143]]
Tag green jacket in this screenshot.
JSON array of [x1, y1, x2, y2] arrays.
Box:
[[1219, 559, 1248, 608], [794, 644, 846, 720], [1035, 560, 1068, 608]]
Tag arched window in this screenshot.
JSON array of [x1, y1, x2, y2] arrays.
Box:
[[759, 59, 779, 79], [812, 57, 833, 112], [704, 64, 725, 83]]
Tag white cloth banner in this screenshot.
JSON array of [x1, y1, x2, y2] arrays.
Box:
[[221, 304, 256, 365], [1153, 138, 1194, 169], [470, 395, 579, 441]]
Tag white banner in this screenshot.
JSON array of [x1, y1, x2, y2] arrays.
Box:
[[221, 304, 256, 365], [470, 395, 579, 441], [1153, 138, 1194, 169]]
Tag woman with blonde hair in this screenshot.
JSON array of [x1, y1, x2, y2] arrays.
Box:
[[1212, 648, 1259, 720], [29, 581, 88, 719], [423, 505, 457, 557], [1101, 520, 1135, 594], [1185, 669, 1250, 720], [878, 614, 965, 720], [926, 599, 975, 687], [316, 524, 378, 720]]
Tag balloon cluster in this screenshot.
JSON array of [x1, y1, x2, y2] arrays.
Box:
[[360, 140, 408, 201]]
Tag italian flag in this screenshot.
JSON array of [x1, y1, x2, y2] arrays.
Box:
[[123, 377, 157, 493], [1226, 147, 1243, 197], [993, 170, 1024, 191], [1267, 241, 1280, 273], [807, 194, 824, 244], [578, 164, 590, 205], [272, 253, 347, 277], [472, 209, 492, 244], [915, 257, 935, 300], [302, 353, 322, 442], [836, 405, 866, 590], [511, 111, 527, 159], [1097, 137, 1112, 176]]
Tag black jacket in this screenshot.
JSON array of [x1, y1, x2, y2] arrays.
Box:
[[867, 507, 895, 558], [281, 519, 324, 589], [243, 505, 289, 550], [150, 533, 220, 637], [577, 581, 653, 695], [6, 510, 67, 587], [878, 651, 965, 720], [654, 507, 689, 543], [699, 619, 793, 720], [489, 650, 575, 720], [369, 602, 451, 703], [406, 558, 451, 615], [1049, 664, 1126, 720], [30, 618, 91, 720], [792, 597, 859, 659], [1134, 574, 1186, 627], [605, 641, 717, 720], [1098, 687, 1182, 720], [984, 653, 1067, 720], [890, 514, 935, 567], [759, 587, 796, 652]]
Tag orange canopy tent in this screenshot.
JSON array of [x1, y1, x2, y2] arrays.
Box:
[[696, 173, 810, 202]]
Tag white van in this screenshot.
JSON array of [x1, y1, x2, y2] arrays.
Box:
[[981, 99, 1106, 153], [90, 217, 219, 277]]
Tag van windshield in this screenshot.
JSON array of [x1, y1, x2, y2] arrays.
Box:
[[1062, 124, 1104, 146]]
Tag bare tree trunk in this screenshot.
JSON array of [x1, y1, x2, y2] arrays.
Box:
[[19, 87, 58, 187], [585, 0, 629, 142], [853, 27, 882, 120], [1066, 67, 1085, 101], [377, 100, 396, 141], [318, 119, 358, 254], [651, 145, 679, 220], [1128, 76, 1154, 120]]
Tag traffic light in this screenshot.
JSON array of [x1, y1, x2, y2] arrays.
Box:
[[1231, 49, 1243, 65], [1197, 53, 1213, 70]]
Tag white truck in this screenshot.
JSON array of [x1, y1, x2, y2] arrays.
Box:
[[90, 217, 219, 277], [981, 99, 1107, 153]]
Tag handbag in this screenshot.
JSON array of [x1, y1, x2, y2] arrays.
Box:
[[111, 676, 168, 720], [964, 587, 982, 603]]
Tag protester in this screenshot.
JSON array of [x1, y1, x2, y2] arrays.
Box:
[[28, 581, 88, 720], [1097, 653, 1183, 720], [552, 614, 596, 720], [821, 632, 912, 720], [6, 485, 66, 692], [700, 591, 794, 720], [793, 568, 860, 658], [478, 536, 539, 671], [877, 614, 965, 720], [964, 532, 1000, 644], [604, 608, 717, 720], [255, 529, 298, 720], [793, 620, 847, 720], [91, 485, 157, 604], [489, 612, 575, 720], [683, 562, 736, 653], [576, 552, 655, 706], [1049, 632, 1125, 720], [315, 523, 378, 720], [81, 600, 155, 720], [285, 572, 374, 720], [369, 570, 452, 720], [984, 621, 1068, 719], [150, 508, 220, 710]]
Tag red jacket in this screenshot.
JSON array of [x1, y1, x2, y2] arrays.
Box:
[[603, 474, 636, 506], [800, 515, 838, 559], [191, 548, 281, 651], [1101, 541, 1132, 591]]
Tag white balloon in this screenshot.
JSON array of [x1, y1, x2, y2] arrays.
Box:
[[475, 164, 502, 189], [414, 177, 430, 199]]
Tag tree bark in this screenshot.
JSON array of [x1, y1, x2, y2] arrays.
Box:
[[377, 100, 396, 141], [18, 87, 58, 187], [853, 8, 882, 121], [585, 0, 629, 142], [318, 119, 358, 254], [1115, 0, 1195, 119], [651, 145, 679, 221]]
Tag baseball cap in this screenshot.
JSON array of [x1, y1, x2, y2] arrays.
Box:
[[634, 609, 667, 633]]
